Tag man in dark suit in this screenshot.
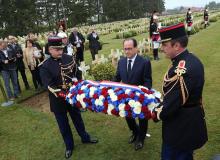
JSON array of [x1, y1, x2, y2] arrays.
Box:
[[69, 27, 85, 63], [152, 23, 208, 159], [114, 38, 152, 151], [39, 36, 98, 159]]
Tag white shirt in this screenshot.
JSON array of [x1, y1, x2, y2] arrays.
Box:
[[2, 49, 8, 58], [127, 53, 137, 71]]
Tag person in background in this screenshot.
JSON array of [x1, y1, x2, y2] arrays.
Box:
[[0, 39, 20, 100], [69, 28, 85, 63], [87, 28, 101, 61], [186, 8, 193, 36], [114, 38, 152, 151], [150, 16, 160, 60], [204, 8, 209, 28], [23, 39, 43, 90], [8, 36, 30, 91], [152, 23, 208, 159], [57, 32, 75, 57]]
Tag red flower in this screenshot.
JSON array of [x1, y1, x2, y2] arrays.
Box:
[[130, 92, 135, 98], [141, 88, 153, 94], [104, 101, 108, 108], [78, 90, 84, 94], [125, 104, 131, 111], [111, 109, 119, 116], [76, 102, 82, 108], [139, 94, 145, 102], [141, 106, 148, 113], [118, 94, 123, 100], [101, 88, 108, 97], [93, 94, 98, 99]]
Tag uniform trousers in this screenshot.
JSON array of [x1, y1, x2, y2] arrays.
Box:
[[161, 142, 193, 160], [54, 107, 90, 150]]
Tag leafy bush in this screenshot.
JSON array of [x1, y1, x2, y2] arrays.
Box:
[[123, 31, 133, 38], [90, 63, 116, 81], [113, 28, 120, 32], [209, 17, 218, 23]]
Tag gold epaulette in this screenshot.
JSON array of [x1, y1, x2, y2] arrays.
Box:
[[38, 59, 47, 67], [162, 60, 189, 105]]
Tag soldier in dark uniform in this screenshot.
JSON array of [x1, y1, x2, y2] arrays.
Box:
[[152, 23, 208, 159], [149, 15, 160, 60], [204, 8, 209, 28], [186, 8, 193, 36], [39, 36, 98, 159]]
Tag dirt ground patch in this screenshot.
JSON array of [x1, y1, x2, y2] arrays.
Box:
[[21, 92, 51, 113]]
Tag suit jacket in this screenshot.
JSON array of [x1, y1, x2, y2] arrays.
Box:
[[87, 32, 100, 49], [0, 48, 17, 70], [69, 32, 85, 51], [114, 54, 152, 89]]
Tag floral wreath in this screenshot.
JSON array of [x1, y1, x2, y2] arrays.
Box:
[[58, 80, 161, 119]]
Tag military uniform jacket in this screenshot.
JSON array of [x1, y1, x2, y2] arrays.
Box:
[[160, 50, 208, 150], [40, 54, 82, 113]]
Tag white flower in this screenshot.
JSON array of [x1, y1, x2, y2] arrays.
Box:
[[108, 89, 114, 94], [118, 104, 125, 111], [107, 104, 114, 115], [125, 89, 131, 94], [110, 94, 118, 102], [148, 102, 157, 111], [99, 95, 105, 101], [95, 99, 103, 106], [69, 99, 73, 105], [128, 100, 135, 108], [146, 94, 154, 99], [133, 105, 141, 114], [119, 110, 126, 117], [81, 102, 87, 108], [81, 85, 87, 90], [89, 90, 94, 97]]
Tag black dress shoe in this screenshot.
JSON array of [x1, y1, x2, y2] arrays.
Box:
[[82, 137, 98, 144], [134, 141, 144, 151], [128, 134, 137, 144], [65, 149, 73, 159]]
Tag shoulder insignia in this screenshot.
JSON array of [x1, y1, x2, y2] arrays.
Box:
[[38, 59, 48, 67], [175, 60, 187, 76]]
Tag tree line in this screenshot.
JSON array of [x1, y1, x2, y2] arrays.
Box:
[[0, 0, 165, 37]]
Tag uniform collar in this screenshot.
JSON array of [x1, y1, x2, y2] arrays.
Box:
[[171, 49, 188, 63]]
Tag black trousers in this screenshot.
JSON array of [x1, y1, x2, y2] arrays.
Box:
[[153, 49, 159, 60], [126, 117, 148, 141], [76, 47, 84, 62], [90, 48, 98, 60], [29, 67, 43, 89], [16, 68, 29, 90], [54, 107, 90, 150]]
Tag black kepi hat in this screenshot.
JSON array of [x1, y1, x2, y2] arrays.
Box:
[[48, 36, 64, 48], [159, 23, 187, 42]]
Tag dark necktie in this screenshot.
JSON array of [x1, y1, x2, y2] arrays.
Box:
[[127, 59, 132, 76]]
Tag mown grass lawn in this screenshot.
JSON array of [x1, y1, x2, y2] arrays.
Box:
[[0, 20, 220, 160]]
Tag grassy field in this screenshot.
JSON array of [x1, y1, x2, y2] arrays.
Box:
[[0, 21, 220, 160]]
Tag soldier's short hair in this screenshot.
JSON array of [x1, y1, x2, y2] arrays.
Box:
[[170, 36, 188, 48]]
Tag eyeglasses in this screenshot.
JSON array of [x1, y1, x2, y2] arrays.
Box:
[[123, 48, 133, 51]]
